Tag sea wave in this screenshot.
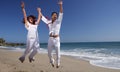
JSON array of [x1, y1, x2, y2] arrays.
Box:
[[60, 48, 120, 69], [1, 46, 120, 69]]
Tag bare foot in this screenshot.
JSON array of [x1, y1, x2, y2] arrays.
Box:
[[19, 57, 25, 63]]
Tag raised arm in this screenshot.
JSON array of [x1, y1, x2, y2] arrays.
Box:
[[21, 1, 28, 27], [58, 0, 63, 13], [57, 0, 63, 21], [41, 15, 50, 24], [35, 8, 42, 24]]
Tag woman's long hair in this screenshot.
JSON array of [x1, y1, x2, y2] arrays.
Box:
[[22, 15, 36, 24]]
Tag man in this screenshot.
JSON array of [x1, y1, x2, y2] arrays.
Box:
[[41, 0, 63, 68]]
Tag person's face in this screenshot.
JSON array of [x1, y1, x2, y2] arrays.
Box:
[[28, 17, 34, 24], [52, 13, 58, 22]]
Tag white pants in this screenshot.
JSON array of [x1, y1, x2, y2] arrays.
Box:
[[22, 37, 40, 58], [48, 37, 60, 66]]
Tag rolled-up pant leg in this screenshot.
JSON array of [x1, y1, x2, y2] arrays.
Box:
[[48, 37, 54, 64], [22, 38, 35, 57], [54, 37, 60, 66], [29, 38, 39, 58]]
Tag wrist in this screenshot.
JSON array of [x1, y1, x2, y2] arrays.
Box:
[[38, 11, 41, 14], [59, 4, 63, 6], [21, 7, 24, 9]]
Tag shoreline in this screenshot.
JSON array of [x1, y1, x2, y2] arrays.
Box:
[[0, 48, 120, 72], [1, 45, 120, 70]]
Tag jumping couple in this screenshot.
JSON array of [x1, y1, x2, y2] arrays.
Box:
[[19, 0, 63, 68]]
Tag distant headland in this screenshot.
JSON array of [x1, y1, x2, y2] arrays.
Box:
[[0, 38, 25, 46]]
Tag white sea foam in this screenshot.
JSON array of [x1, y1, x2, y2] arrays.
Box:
[[60, 48, 120, 69], [90, 57, 120, 69], [1, 45, 120, 69]]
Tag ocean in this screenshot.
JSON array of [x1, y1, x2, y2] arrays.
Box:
[[1, 42, 120, 69]]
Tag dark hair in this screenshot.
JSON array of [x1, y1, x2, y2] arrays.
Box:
[[22, 15, 36, 24], [51, 12, 58, 16]]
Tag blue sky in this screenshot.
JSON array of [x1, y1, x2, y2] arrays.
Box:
[[0, 0, 120, 43]]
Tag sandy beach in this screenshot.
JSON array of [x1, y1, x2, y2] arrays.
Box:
[[0, 48, 120, 72]]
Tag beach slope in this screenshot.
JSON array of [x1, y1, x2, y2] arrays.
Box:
[[0, 49, 120, 72]]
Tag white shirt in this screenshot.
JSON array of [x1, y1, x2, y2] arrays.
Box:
[[42, 13, 63, 35], [25, 21, 38, 38]]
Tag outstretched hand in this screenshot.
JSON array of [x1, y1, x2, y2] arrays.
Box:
[[58, 0, 63, 5], [37, 8, 41, 12], [21, 1, 25, 8], [58, 0, 63, 13], [37, 8, 42, 16], [36, 7, 42, 24]]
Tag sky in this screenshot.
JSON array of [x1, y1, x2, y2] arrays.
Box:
[[0, 0, 120, 43]]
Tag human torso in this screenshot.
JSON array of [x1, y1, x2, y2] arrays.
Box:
[[48, 20, 61, 35], [26, 22, 38, 38], [42, 13, 63, 37]]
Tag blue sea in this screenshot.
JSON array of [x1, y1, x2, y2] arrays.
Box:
[[1, 42, 120, 69]]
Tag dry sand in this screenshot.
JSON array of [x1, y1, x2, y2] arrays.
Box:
[[0, 48, 120, 72]]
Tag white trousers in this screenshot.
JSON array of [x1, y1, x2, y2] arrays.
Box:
[[48, 37, 60, 66], [22, 37, 40, 58]]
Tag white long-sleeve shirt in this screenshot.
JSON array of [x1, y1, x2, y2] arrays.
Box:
[[25, 21, 38, 38], [42, 13, 63, 35]]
